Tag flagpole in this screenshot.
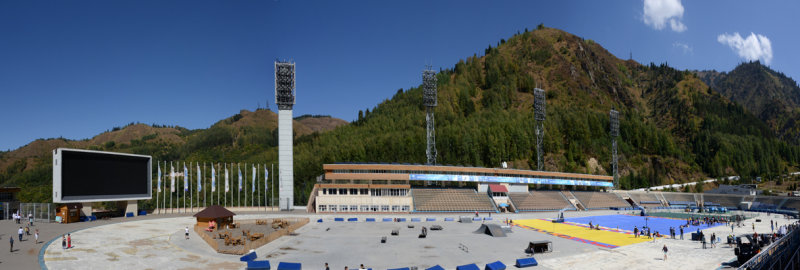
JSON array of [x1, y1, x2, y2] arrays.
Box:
[[163, 161, 166, 213], [155, 160, 159, 215], [190, 161, 193, 212], [171, 161, 174, 214], [271, 163, 274, 211], [203, 162, 206, 208], [245, 163, 248, 209]]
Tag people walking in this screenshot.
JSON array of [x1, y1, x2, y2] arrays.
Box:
[[185, 227, 190, 239], [61, 235, 66, 250], [680, 227, 684, 240], [35, 229, 39, 244], [662, 245, 668, 261], [18, 227, 23, 241], [67, 233, 71, 248], [9, 235, 13, 252]]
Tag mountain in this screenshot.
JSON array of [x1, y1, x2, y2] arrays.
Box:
[[696, 62, 800, 142], [3, 26, 800, 205]]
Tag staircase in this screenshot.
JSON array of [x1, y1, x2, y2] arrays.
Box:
[[561, 191, 585, 211], [656, 193, 669, 206], [306, 185, 320, 213], [777, 198, 789, 210]]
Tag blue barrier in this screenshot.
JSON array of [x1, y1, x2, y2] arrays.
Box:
[[472, 217, 481, 221], [444, 218, 455, 221], [383, 218, 393, 222], [397, 218, 407, 222], [388, 268, 410, 270], [317, 219, 323, 223], [247, 260, 271, 270], [347, 218, 358, 222], [484, 217, 493, 221], [240, 251, 258, 261], [125, 212, 134, 218], [366, 218, 376, 222], [426, 265, 445, 270], [411, 218, 421, 222], [515, 257, 538, 267], [277, 262, 301, 270], [426, 218, 436, 221], [484, 260, 505, 270], [457, 263, 480, 270], [334, 218, 344, 222]]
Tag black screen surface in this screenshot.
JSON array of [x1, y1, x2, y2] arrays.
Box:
[[61, 150, 149, 197]]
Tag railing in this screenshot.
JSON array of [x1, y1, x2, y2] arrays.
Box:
[[739, 222, 800, 270]]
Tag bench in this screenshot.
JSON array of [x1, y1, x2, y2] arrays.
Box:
[[426, 218, 436, 221], [240, 251, 258, 261], [277, 262, 301, 270], [485, 261, 506, 270], [411, 218, 421, 222], [383, 218, 393, 222], [347, 218, 358, 222], [456, 263, 480, 270], [366, 218, 376, 222], [444, 218, 455, 221], [515, 257, 538, 267], [484, 217, 493, 220], [246, 260, 271, 270], [334, 218, 344, 222]]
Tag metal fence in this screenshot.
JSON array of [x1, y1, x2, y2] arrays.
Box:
[[15, 203, 55, 223], [738, 222, 800, 270]]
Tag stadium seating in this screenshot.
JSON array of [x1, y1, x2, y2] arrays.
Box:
[[701, 194, 743, 208], [412, 188, 496, 212], [627, 192, 663, 207], [782, 198, 800, 211], [661, 193, 696, 205], [510, 190, 572, 211], [572, 191, 629, 209]]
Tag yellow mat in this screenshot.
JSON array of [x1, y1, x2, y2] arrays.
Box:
[[515, 219, 653, 248]]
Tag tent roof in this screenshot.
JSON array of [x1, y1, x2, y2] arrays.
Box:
[[193, 205, 236, 218]]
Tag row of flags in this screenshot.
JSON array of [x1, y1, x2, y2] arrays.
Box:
[[156, 163, 269, 193]]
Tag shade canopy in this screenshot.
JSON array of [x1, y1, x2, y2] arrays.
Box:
[[193, 205, 236, 219]]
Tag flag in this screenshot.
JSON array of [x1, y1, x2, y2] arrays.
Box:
[[265, 167, 269, 191], [157, 164, 161, 193], [252, 165, 256, 193], [238, 165, 243, 191], [183, 164, 189, 192], [211, 165, 216, 192], [170, 165, 175, 193], [224, 167, 229, 193], [197, 164, 202, 192]]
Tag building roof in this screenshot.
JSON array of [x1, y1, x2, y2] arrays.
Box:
[[193, 205, 236, 219], [58, 203, 83, 209], [489, 184, 508, 193]]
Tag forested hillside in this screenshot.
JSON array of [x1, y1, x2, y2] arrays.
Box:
[[3, 26, 800, 206]]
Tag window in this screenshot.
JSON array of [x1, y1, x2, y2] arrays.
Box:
[[319, 205, 327, 212], [392, 205, 400, 212], [360, 188, 369, 195], [381, 205, 390, 212], [360, 205, 369, 212], [329, 189, 337, 195], [349, 188, 358, 195], [329, 205, 337, 212], [401, 205, 410, 212], [322, 189, 327, 195], [339, 189, 348, 195], [340, 205, 348, 212], [371, 205, 379, 212], [350, 205, 358, 212]]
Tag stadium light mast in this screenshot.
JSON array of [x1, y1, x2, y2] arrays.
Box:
[[610, 109, 620, 189], [534, 88, 546, 171], [423, 66, 438, 165], [275, 60, 295, 210]]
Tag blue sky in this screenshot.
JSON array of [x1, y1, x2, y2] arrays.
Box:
[[1, 0, 798, 151]]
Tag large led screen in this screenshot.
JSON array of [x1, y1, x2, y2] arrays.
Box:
[[53, 148, 151, 202]]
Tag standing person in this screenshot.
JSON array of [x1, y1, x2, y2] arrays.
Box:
[[25, 226, 30, 235], [18, 227, 23, 241], [9, 235, 13, 252], [34, 229, 39, 244], [185, 227, 190, 239], [67, 233, 71, 248], [29, 213, 33, 226], [701, 235, 707, 249], [634, 226, 639, 238], [325, 263, 330, 270], [662, 244, 668, 261], [61, 235, 66, 250], [680, 227, 684, 240], [711, 233, 716, 248]]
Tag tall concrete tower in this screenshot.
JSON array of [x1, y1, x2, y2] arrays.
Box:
[[275, 61, 295, 210]]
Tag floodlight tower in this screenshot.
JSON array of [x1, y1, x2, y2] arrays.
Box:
[[534, 88, 546, 171], [610, 109, 620, 189], [423, 67, 438, 165], [275, 61, 295, 210]]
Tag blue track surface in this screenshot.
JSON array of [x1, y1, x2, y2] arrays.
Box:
[[565, 215, 723, 236]]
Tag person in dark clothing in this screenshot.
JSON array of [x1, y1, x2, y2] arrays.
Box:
[[9, 236, 13, 252], [662, 245, 668, 261], [680, 227, 684, 240]]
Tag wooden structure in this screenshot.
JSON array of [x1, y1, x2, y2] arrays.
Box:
[[56, 203, 82, 224], [193, 205, 235, 230]]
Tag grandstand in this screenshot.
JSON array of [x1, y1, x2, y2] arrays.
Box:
[[661, 193, 697, 206], [701, 193, 744, 208], [572, 191, 629, 209], [509, 190, 573, 211], [412, 188, 496, 212], [626, 192, 663, 207]]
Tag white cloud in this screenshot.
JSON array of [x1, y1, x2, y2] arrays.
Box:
[[717, 32, 773, 64], [643, 0, 687, 32], [672, 42, 692, 54]]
